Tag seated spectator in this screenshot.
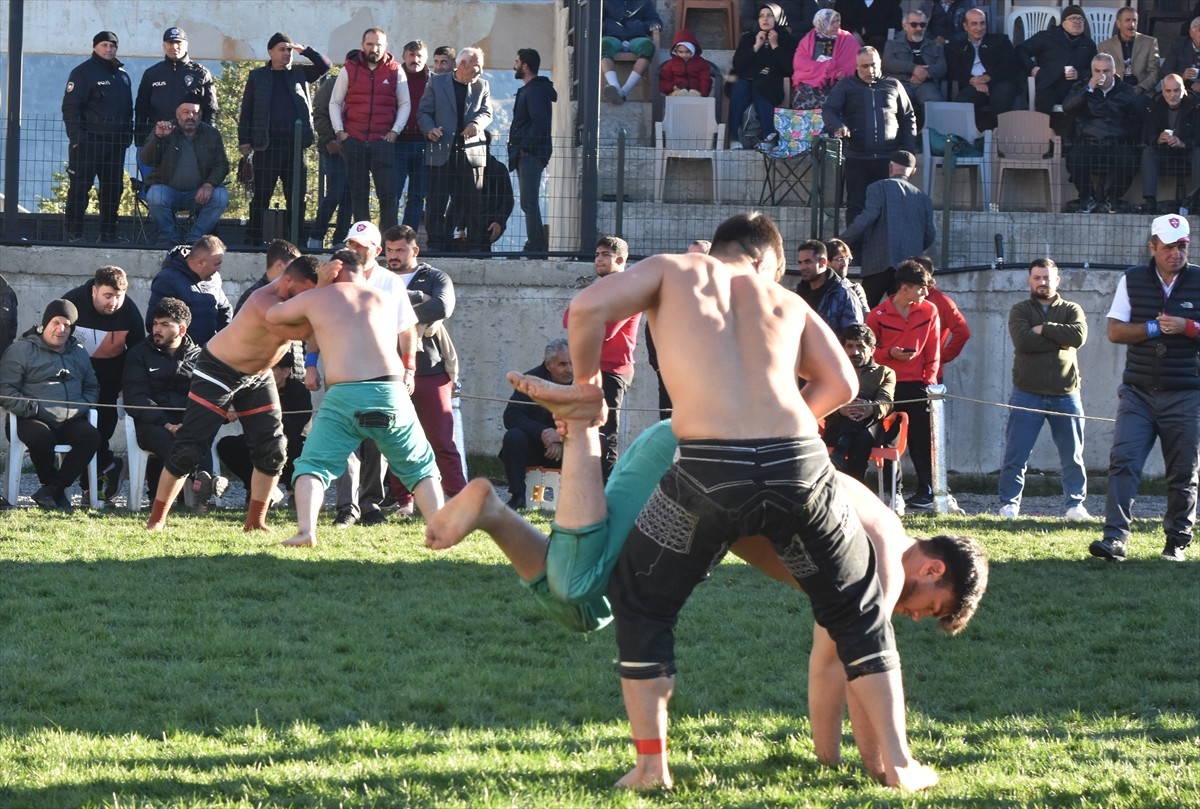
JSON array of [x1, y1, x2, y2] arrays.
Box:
[[946, 8, 1019, 128], [1063, 53, 1142, 213], [728, 3, 797, 147], [882, 10, 947, 122], [659, 30, 714, 97], [1162, 18, 1200, 96], [1098, 7, 1158, 103], [1140, 74, 1200, 213], [122, 297, 223, 507], [836, 0, 904, 52], [825, 237, 870, 312], [601, 0, 663, 104], [448, 136, 513, 252], [500, 339, 573, 509], [1015, 5, 1096, 115], [823, 323, 896, 482], [147, 235, 232, 346], [795, 238, 863, 333], [740, 0, 816, 39], [140, 95, 230, 245], [922, 0, 976, 46], [790, 8, 857, 109], [218, 355, 310, 505], [0, 300, 101, 511]]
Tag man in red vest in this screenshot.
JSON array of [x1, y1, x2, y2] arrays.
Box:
[[330, 27, 411, 229]]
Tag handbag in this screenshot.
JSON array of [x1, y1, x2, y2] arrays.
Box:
[[236, 154, 254, 190]]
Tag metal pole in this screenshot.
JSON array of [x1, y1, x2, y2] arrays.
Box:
[[614, 128, 625, 237], [2, 0, 25, 243], [289, 119, 302, 244], [928, 383, 962, 515], [940, 140, 952, 271], [577, 0, 602, 255]]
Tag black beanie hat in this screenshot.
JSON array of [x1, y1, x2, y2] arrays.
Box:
[[42, 299, 79, 329], [267, 32, 292, 50], [93, 31, 118, 47]]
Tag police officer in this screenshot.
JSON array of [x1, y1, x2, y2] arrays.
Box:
[[61, 30, 133, 243], [135, 26, 218, 142]]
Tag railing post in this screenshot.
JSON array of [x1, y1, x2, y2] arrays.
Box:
[[2, 0, 25, 243], [577, 0, 602, 255], [928, 383, 961, 515], [290, 119, 303, 245], [614, 127, 625, 237]]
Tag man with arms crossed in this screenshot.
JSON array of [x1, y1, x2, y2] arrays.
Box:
[[145, 257, 318, 532], [266, 250, 443, 548], [559, 211, 935, 790]]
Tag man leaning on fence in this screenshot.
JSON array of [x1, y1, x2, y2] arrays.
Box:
[[998, 258, 1090, 521]]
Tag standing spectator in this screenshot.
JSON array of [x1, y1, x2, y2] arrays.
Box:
[[882, 10, 947, 125], [237, 33, 330, 245], [500, 339, 573, 509], [729, 3, 797, 147], [0, 300, 100, 510], [825, 237, 870, 312], [908, 255, 971, 383], [563, 236, 641, 478], [1063, 53, 1142, 214], [431, 46, 456, 75], [1015, 6, 1096, 116], [795, 238, 864, 333], [1091, 215, 1200, 563], [305, 75, 352, 250], [63, 264, 144, 498], [510, 48, 556, 255], [61, 30, 133, 244], [139, 96, 230, 245], [922, 0, 976, 45], [866, 260, 941, 511], [122, 297, 219, 506], [396, 40, 432, 230], [600, 0, 663, 103], [1098, 7, 1159, 102], [838, 150, 935, 306], [823, 323, 896, 483], [998, 259, 1090, 520], [330, 27, 411, 230], [134, 26, 217, 142], [419, 47, 492, 252], [659, 31, 713, 97], [479, 147, 515, 250], [1162, 18, 1200, 95], [836, 0, 904, 52], [789, 8, 854, 111], [946, 9, 1019, 128], [1140, 74, 1200, 214], [823, 46, 917, 227], [147, 235, 232, 347]]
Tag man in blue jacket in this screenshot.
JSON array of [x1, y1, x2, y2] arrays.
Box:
[[147, 236, 232, 346], [509, 49, 556, 254]]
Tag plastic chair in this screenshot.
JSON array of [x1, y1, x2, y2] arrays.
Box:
[[869, 411, 908, 515], [921, 101, 994, 209], [1005, 6, 1058, 44], [677, 0, 739, 48], [123, 412, 223, 512], [654, 96, 726, 202], [991, 110, 1063, 213], [6, 408, 99, 509], [1084, 7, 1119, 41], [524, 466, 561, 513]]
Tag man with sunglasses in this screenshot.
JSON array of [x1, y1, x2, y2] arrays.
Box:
[[882, 9, 946, 125]]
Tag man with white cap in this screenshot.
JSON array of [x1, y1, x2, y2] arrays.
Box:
[[1092, 214, 1200, 562]]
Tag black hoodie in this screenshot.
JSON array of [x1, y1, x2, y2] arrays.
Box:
[[509, 75, 557, 164]]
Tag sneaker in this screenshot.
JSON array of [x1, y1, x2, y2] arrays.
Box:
[[32, 484, 66, 511], [1065, 504, 1092, 520], [731, 141, 745, 150], [100, 458, 124, 503], [212, 475, 229, 502], [1089, 537, 1127, 561], [906, 494, 935, 512], [267, 485, 285, 508], [506, 494, 526, 510], [306, 237, 324, 250], [191, 470, 216, 504], [333, 508, 357, 528], [53, 489, 74, 510], [360, 510, 388, 527], [602, 85, 624, 105], [1161, 541, 1186, 562], [0, 496, 10, 511], [999, 503, 1020, 519]]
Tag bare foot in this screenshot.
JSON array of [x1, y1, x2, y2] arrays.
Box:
[[885, 761, 938, 791], [282, 533, 316, 547], [426, 478, 505, 550], [615, 762, 673, 791], [506, 372, 606, 425]]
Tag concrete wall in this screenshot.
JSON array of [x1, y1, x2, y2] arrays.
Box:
[[0, 242, 1160, 477]]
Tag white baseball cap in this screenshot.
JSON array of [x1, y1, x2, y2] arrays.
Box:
[[344, 221, 381, 247], [1151, 214, 1190, 244]]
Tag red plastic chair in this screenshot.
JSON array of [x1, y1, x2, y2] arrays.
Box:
[[869, 411, 908, 515]]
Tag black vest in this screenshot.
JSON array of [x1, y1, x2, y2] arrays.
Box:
[[1123, 261, 1200, 390], [247, 65, 315, 150]]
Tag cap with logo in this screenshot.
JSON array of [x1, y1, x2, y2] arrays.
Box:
[[1151, 214, 1191, 244], [163, 27, 187, 42], [344, 221, 382, 247]]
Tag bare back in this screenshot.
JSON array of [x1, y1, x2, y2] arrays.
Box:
[[206, 281, 298, 375]]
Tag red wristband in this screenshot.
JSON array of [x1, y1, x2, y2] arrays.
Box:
[[1184, 320, 1200, 339], [633, 738, 665, 755], [401, 354, 415, 371]]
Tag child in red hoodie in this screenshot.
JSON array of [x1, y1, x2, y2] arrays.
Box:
[[659, 29, 714, 96]]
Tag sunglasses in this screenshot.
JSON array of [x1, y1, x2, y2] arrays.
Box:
[[907, 21, 927, 27]]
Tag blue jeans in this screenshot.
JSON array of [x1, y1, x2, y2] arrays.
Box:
[[728, 79, 776, 142], [515, 154, 547, 252], [394, 140, 428, 229], [310, 148, 351, 244], [999, 388, 1087, 509], [145, 183, 229, 243]]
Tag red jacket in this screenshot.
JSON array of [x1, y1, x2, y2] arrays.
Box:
[[342, 50, 401, 142], [659, 29, 713, 96], [866, 296, 941, 384], [926, 286, 971, 380]]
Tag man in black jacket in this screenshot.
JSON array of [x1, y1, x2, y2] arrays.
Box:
[[1015, 6, 1096, 115], [1063, 53, 1142, 213], [61, 31, 133, 243], [134, 27, 217, 142], [509, 49, 556, 254], [1140, 74, 1200, 213], [946, 9, 1019, 128], [500, 339, 573, 509]]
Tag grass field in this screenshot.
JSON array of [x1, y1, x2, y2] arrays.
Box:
[[0, 504, 1196, 808]]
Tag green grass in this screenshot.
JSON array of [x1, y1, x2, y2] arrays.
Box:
[[1, 506, 1197, 808]]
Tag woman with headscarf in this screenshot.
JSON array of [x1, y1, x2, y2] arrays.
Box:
[[727, 3, 798, 147], [791, 8, 860, 109]]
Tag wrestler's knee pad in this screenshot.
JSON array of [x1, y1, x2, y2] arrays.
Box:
[[164, 439, 206, 478], [251, 434, 287, 477]]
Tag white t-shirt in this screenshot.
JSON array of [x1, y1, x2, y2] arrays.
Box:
[[366, 263, 418, 332]]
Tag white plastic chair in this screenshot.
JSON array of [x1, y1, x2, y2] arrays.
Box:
[[991, 110, 1064, 213], [1005, 6, 1059, 43], [922, 101, 994, 210], [6, 408, 99, 509], [123, 413, 225, 512], [1084, 7, 1119, 41], [654, 96, 726, 202]]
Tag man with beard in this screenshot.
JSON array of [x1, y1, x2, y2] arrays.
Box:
[[823, 323, 896, 484], [795, 238, 863, 332], [882, 9, 946, 126], [395, 40, 432, 230], [135, 26, 217, 142]]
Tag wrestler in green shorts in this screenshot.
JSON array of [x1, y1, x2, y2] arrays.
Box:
[[522, 420, 678, 633], [292, 381, 438, 490]]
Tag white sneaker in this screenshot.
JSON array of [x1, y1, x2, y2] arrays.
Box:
[[306, 237, 323, 250], [731, 142, 745, 150], [998, 503, 1019, 519], [1065, 504, 1092, 520]]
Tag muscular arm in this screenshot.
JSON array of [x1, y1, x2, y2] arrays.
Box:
[[566, 259, 664, 382]]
